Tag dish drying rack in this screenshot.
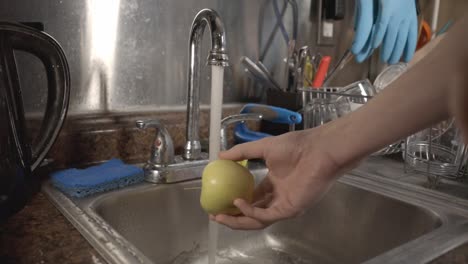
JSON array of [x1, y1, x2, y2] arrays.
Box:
[[299, 86, 402, 156], [403, 120, 468, 188], [299, 86, 467, 186]]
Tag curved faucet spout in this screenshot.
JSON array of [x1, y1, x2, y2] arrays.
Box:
[[184, 9, 229, 160]]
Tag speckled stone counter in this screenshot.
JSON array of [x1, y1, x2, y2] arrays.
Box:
[[0, 192, 104, 264]]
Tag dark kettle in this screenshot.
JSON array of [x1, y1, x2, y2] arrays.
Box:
[[0, 23, 70, 222]]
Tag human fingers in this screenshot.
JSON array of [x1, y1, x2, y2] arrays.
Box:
[[253, 177, 274, 201], [214, 214, 267, 230], [218, 138, 269, 161], [233, 198, 296, 224], [251, 193, 274, 208]]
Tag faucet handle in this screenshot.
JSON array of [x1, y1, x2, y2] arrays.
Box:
[[136, 119, 175, 166], [221, 113, 263, 127], [136, 119, 162, 130], [220, 113, 263, 151]]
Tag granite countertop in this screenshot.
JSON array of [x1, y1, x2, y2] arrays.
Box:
[[0, 191, 104, 264]]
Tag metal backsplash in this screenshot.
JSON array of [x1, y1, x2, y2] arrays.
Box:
[[1, 0, 363, 116]]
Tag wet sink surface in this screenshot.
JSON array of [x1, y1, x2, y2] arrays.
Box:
[[94, 180, 440, 264], [43, 161, 468, 264]]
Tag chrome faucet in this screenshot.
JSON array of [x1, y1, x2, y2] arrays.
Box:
[[136, 113, 258, 184], [220, 113, 263, 151], [184, 8, 229, 160], [136, 9, 229, 184], [136, 120, 175, 183], [136, 119, 208, 184]]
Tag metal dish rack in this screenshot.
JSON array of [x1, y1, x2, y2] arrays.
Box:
[[403, 120, 468, 188], [299, 87, 402, 156], [299, 86, 467, 187]]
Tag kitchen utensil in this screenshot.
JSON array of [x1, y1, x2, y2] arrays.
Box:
[[0, 23, 70, 222], [234, 104, 301, 143], [264, 88, 304, 135], [417, 19, 432, 50], [323, 49, 353, 86], [241, 56, 281, 91], [295, 46, 314, 89], [312, 53, 323, 70], [303, 56, 314, 87], [257, 60, 283, 90], [312, 56, 331, 88], [234, 125, 272, 144]]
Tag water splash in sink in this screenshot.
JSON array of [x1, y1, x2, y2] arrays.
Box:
[[215, 247, 310, 264], [208, 221, 220, 264], [170, 245, 330, 264]]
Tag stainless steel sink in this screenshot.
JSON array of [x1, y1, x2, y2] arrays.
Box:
[[43, 160, 468, 264]]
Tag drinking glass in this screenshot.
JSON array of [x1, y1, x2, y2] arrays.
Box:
[[303, 97, 339, 129]]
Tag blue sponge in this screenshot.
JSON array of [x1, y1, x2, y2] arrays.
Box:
[[51, 159, 144, 198]]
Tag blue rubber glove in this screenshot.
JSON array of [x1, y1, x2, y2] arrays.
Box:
[[352, 0, 418, 64], [351, 0, 377, 63]]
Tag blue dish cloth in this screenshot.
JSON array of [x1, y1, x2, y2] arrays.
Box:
[[51, 159, 144, 198]]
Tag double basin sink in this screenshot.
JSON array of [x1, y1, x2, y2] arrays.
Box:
[[43, 160, 468, 264]]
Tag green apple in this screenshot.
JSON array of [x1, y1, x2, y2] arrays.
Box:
[[237, 159, 248, 167], [200, 160, 254, 215]]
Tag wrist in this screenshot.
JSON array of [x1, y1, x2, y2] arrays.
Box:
[[301, 116, 363, 172], [321, 115, 366, 168]]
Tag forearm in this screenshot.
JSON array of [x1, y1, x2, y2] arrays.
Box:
[[324, 14, 468, 166]]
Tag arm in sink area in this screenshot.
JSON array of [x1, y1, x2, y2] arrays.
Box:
[[212, 14, 468, 230]]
